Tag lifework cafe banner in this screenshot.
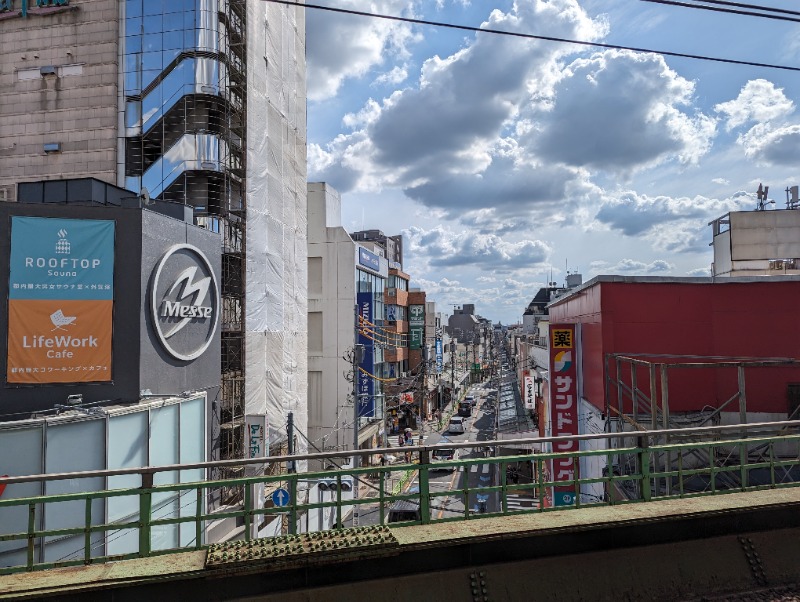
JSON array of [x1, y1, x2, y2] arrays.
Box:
[[7, 217, 115, 384], [548, 323, 579, 507]]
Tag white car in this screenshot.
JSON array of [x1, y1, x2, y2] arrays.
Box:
[[447, 416, 466, 434], [431, 446, 459, 471]]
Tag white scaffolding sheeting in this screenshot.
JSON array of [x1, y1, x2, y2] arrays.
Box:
[[245, 0, 308, 462]]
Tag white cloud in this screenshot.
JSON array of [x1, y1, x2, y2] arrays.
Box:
[[525, 50, 716, 172], [608, 258, 673, 273], [739, 123, 800, 166], [403, 225, 551, 271], [596, 192, 709, 236], [715, 79, 794, 131], [373, 66, 409, 87], [306, 1, 420, 102]]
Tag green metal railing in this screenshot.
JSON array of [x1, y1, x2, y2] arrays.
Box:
[[0, 421, 798, 575]]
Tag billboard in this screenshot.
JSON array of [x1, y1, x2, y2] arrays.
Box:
[[549, 324, 579, 507], [409, 304, 424, 350], [356, 292, 375, 417], [357, 247, 380, 272], [7, 217, 115, 384]]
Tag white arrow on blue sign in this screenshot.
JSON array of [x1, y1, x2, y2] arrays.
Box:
[[272, 488, 290, 507]]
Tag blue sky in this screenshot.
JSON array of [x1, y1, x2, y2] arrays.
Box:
[[304, 0, 800, 324]]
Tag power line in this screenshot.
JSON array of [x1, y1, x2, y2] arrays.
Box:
[[265, 0, 800, 73], [640, 0, 800, 22], [699, 0, 800, 16]]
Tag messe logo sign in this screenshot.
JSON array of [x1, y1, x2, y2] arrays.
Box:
[[150, 244, 219, 361]]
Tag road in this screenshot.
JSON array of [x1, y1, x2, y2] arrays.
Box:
[[347, 377, 508, 527]]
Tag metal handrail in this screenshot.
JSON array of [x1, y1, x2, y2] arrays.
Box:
[[0, 427, 798, 575], [0, 419, 797, 487]]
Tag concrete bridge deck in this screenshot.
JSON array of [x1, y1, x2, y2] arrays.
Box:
[[1, 488, 798, 601]]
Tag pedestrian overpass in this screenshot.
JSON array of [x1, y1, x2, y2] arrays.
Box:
[[1, 422, 798, 600]]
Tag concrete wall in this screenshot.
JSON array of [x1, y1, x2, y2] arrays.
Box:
[[0, 0, 120, 201], [308, 183, 356, 455]]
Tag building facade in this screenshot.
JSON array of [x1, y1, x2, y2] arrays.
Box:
[[546, 275, 800, 503], [0, 0, 308, 463], [711, 208, 800, 277], [307, 183, 387, 460]]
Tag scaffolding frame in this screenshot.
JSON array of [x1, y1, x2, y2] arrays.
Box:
[[603, 353, 800, 498]]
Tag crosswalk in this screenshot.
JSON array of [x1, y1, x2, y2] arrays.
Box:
[[462, 464, 492, 474], [505, 494, 540, 511]]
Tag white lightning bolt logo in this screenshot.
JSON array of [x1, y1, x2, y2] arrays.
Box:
[[161, 266, 211, 338]]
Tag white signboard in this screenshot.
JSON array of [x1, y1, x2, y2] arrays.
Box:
[[524, 375, 535, 410], [245, 414, 268, 459]]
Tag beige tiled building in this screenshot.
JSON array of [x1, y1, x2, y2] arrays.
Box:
[[0, 0, 118, 200]]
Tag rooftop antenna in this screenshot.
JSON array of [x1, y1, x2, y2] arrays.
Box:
[[756, 183, 774, 210], [786, 185, 799, 210]]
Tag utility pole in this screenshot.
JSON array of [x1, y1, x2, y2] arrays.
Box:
[[420, 346, 427, 439], [450, 340, 455, 408], [287, 411, 295, 473], [352, 344, 363, 470]]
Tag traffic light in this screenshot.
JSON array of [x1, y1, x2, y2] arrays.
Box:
[[318, 479, 353, 492]]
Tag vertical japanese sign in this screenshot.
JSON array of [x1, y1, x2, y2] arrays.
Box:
[[245, 414, 268, 459], [409, 304, 424, 350], [549, 324, 578, 507], [356, 292, 375, 417], [523, 371, 534, 410], [436, 328, 444, 374], [7, 217, 115, 384]]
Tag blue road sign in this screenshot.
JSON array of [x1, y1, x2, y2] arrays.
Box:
[[272, 488, 290, 507]]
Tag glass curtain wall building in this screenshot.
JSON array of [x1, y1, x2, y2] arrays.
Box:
[[121, 0, 247, 463]]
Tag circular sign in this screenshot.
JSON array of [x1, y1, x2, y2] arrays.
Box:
[[150, 244, 219, 361]]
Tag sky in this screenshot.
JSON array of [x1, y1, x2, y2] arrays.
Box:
[[303, 0, 800, 325]]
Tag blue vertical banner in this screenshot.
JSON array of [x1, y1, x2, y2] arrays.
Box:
[[435, 338, 443, 374], [356, 292, 375, 417]]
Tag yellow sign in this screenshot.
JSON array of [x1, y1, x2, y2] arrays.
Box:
[[551, 328, 573, 349]]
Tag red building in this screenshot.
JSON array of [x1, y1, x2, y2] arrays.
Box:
[[548, 276, 800, 422]]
